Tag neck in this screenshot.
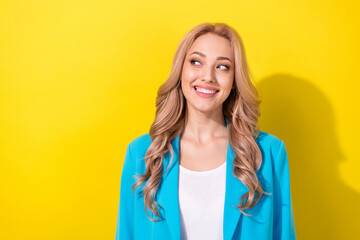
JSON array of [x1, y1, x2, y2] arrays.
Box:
[[182, 108, 227, 144]]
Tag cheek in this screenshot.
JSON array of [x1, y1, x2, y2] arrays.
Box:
[[220, 76, 234, 89], [182, 65, 198, 81]]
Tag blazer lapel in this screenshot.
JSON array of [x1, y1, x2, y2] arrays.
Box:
[[223, 118, 247, 240], [156, 133, 181, 240], [157, 118, 246, 240]]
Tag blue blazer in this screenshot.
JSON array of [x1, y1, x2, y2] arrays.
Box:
[[115, 119, 296, 240]]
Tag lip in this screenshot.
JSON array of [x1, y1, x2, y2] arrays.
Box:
[[193, 84, 219, 91], [192, 85, 219, 98]]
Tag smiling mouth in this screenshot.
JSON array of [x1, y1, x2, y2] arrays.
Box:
[[194, 86, 219, 94]]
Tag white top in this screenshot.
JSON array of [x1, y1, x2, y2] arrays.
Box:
[[178, 161, 227, 240]]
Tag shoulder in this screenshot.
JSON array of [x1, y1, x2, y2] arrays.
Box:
[[127, 133, 152, 160], [256, 130, 283, 147], [128, 133, 152, 148], [255, 130, 285, 160]]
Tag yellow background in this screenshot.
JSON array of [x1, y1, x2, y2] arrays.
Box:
[[1, 0, 359, 239]]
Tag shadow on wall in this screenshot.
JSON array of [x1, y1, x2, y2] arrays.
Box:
[[257, 73, 359, 240]]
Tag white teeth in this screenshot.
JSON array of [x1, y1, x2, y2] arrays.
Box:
[[195, 87, 217, 94]]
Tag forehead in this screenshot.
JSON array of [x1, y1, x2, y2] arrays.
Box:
[[187, 33, 233, 59]]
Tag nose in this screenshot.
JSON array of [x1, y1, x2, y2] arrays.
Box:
[[201, 65, 216, 83]]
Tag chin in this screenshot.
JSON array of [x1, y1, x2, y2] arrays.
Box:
[[190, 103, 221, 114]]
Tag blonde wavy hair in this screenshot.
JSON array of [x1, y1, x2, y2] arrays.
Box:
[[132, 22, 263, 222]]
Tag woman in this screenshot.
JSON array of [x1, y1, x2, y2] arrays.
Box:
[[115, 22, 296, 240]]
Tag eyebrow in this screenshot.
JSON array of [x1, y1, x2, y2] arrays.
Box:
[[190, 51, 232, 63]]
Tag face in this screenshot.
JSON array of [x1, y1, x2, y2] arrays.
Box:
[[181, 33, 235, 115]]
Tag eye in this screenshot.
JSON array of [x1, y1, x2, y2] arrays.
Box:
[[190, 59, 230, 70], [190, 59, 201, 65], [218, 64, 230, 70]]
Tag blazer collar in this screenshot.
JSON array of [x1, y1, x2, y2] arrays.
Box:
[[156, 117, 247, 240]]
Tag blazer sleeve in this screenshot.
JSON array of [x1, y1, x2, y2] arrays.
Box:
[[273, 140, 296, 239], [115, 143, 136, 240]]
